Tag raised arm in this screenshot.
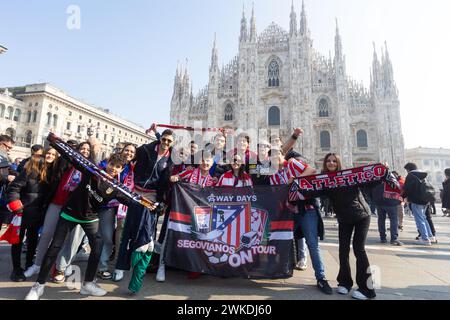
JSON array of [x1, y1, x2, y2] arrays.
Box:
[[282, 128, 303, 155]]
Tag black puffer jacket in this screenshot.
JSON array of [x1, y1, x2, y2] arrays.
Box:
[[6, 169, 51, 225], [403, 171, 428, 205], [326, 186, 371, 224], [442, 179, 450, 209]]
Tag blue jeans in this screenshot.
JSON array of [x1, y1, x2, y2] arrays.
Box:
[[98, 207, 116, 271], [56, 224, 85, 271], [410, 203, 433, 241], [296, 210, 326, 280], [297, 238, 308, 262], [377, 205, 399, 241]]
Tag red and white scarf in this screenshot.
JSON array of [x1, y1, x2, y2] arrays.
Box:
[[179, 168, 216, 187], [217, 171, 253, 187]]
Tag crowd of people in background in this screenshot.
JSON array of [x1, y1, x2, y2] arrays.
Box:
[[0, 125, 448, 301]]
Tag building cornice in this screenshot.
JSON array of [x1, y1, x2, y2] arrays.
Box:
[[16, 90, 149, 137]]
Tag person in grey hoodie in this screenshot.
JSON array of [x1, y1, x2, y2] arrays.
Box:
[[403, 163, 434, 245]]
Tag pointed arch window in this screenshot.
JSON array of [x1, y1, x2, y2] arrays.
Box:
[[47, 112, 52, 125], [53, 114, 58, 127], [268, 60, 280, 87], [357, 130, 368, 148], [320, 131, 331, 150], [32, 111, 38, 122], [318, 99, 330, 117], [268, 106, 280, 126], [224, 103, 234, 121], [0, 104, 5, 118], [27, 111, 32, 123]]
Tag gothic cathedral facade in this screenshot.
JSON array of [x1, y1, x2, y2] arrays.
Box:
[[170, 2, 405, 171]]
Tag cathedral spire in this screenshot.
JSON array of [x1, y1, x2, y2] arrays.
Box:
[[249, 2, 257, 42], [334, 18, 343, 60], [289, 0, 298, 37], [384, 41, 391, 64], [240, 4, 248, 43], [382, 41, 396, 96], [172, 61, 181, 102], [372, 42, 378, 63], [299, 0, 308, 36], [210, 33, 219, 73]]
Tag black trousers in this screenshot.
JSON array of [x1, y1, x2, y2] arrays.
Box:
[[337, 215, 376, 298], [11, 221, 41, 272], [37, 217, 103, 284]]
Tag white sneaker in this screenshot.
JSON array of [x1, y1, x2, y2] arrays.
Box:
[[337, 286, 349, 295], [65, 265, 74, 277], [25, 282, 45, 300], [351, 290, 368, 300], [24, 264, 41, 278], [430, 237, 438, 244], [80, 281, 107, 296], [418, 239, 432, 246], [156, 264, 166, 282], [295, 259, 307, 271], [112, 270, 124, 282], [153, 242, 162, 254]]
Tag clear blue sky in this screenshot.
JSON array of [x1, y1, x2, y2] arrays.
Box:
[[1, 0, 449, 148]]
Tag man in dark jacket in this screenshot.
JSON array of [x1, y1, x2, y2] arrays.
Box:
[[0, 135, 17, 225], [403, 163, 434, 245], [16, 144, 44, 173], [371, 181, 403, 245], [115, 128, 173, 288], [442, 168, 450, 217]]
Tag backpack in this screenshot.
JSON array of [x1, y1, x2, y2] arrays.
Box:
[[413, 175, 436, 204]]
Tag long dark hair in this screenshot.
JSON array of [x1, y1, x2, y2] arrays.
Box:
[[232, 155, 247, 183], [120, 143, 137, 162], [78, 141, 94, 162]]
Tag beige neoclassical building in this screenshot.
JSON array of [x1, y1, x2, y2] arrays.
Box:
[[0, 83, 151, 160]]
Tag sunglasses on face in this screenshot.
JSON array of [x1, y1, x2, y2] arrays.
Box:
[[161, 138, 173, 144], [1, 143, 13, 150]]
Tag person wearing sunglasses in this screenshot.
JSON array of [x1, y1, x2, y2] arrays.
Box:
[[117, 127, 173, 293], [0, 135, 17, 226], [217, 155, 253, 187]]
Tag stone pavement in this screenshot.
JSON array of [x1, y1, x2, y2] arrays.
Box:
[[0, 204, 449, 300]]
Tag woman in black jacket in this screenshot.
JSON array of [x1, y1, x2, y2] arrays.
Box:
[[6, 148, 58, 281], [322, 153, 376, 300], [442, 168, 450, 216]]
